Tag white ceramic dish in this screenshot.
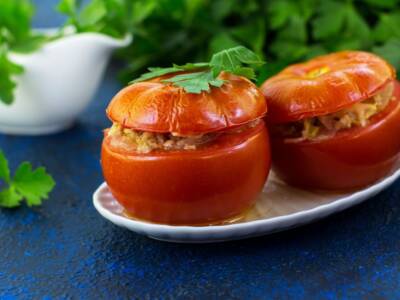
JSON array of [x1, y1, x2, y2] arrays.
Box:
[[0, 29, 132, 135], [93, 168, 400, 243]]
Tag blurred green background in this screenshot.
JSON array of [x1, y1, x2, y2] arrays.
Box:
[[115, 0, 400, 84], [6, 0, 400, 85]]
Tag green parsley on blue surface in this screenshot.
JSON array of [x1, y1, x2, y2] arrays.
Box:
[[0, 150, 55, 208]]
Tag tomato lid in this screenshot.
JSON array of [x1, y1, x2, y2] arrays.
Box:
[[106, 72, 267, 135], [261, 51, 396, 124]]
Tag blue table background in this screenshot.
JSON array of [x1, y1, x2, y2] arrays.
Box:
[[1, 1, 400, 299]]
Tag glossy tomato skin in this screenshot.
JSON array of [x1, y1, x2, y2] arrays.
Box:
[[107, 72, 267, 136], [270, 82, 400, 190], [261, 51, 395, 124], [101, 122, 271, 225]]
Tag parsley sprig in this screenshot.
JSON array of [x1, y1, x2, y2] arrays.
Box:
[[131, 46, 265, 94], [0, 0, 49, 105], [57, 0, 137, 39], [0, 48, 24, 104], [0, 150, 55, 208]]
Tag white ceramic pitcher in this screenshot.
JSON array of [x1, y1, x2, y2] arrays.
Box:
[[0, 30, 132, 135]]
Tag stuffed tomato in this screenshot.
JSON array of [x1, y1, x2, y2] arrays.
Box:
[[101, 72, 271, 225], [261, 51, 400, 190]]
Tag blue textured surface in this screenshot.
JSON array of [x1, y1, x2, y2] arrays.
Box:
[[1, 2, 400, 299]]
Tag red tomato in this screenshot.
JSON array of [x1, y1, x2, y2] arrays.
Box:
[[102, 71, 270, 224], [107, 72, 267, 136], [261, 51, 395, 124], [262, 51, 399, 190], [270, 82, 400, 190], [101, 122, 271, 225]]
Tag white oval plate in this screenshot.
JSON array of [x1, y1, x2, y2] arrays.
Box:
[[93, 168, 400, 243]]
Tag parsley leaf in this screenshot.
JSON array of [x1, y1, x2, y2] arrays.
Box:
[[172, 63, 210, 70], [0, 150, 10, 183], [130, 63, 210, 84], [130, 46, 264, 94], [0, 0, 46, 105], [267, 0, 297, 30], [130, 67, 181, 84], [0, 150, 55, 208], [0, 187, 23, 208], [79, 0, 107, 28], [58, 0, 137, 38], [209, 46, 265, 78], [312, 1, 347, 40], [0, 48, 24, 105], [163, 71, 225, 94], [57, 0, 78, 16], [373, 13, 400, 43], [13, 162, 56, 207], [373, 38, 400, 72]]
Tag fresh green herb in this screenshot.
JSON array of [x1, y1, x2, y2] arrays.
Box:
[[118, 0, 400, 83], [0, 48, 24, 105], [0, 0, 46, 50], [0, 0, 138, 105], [0, 0, 48, 105], [4, 0, 400, 105], [163, 71, 225, 94], [373, 38, 400, 70], [0, 150, 55, 208], [57, 0, 143, 38], [131, 46, 264, 94]]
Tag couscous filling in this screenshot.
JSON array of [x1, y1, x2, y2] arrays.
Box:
[[106, 120, 260, 153], [274, 82, 394, 139]]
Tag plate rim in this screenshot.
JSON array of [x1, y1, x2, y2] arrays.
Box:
[[93, 167, 400, 236]]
